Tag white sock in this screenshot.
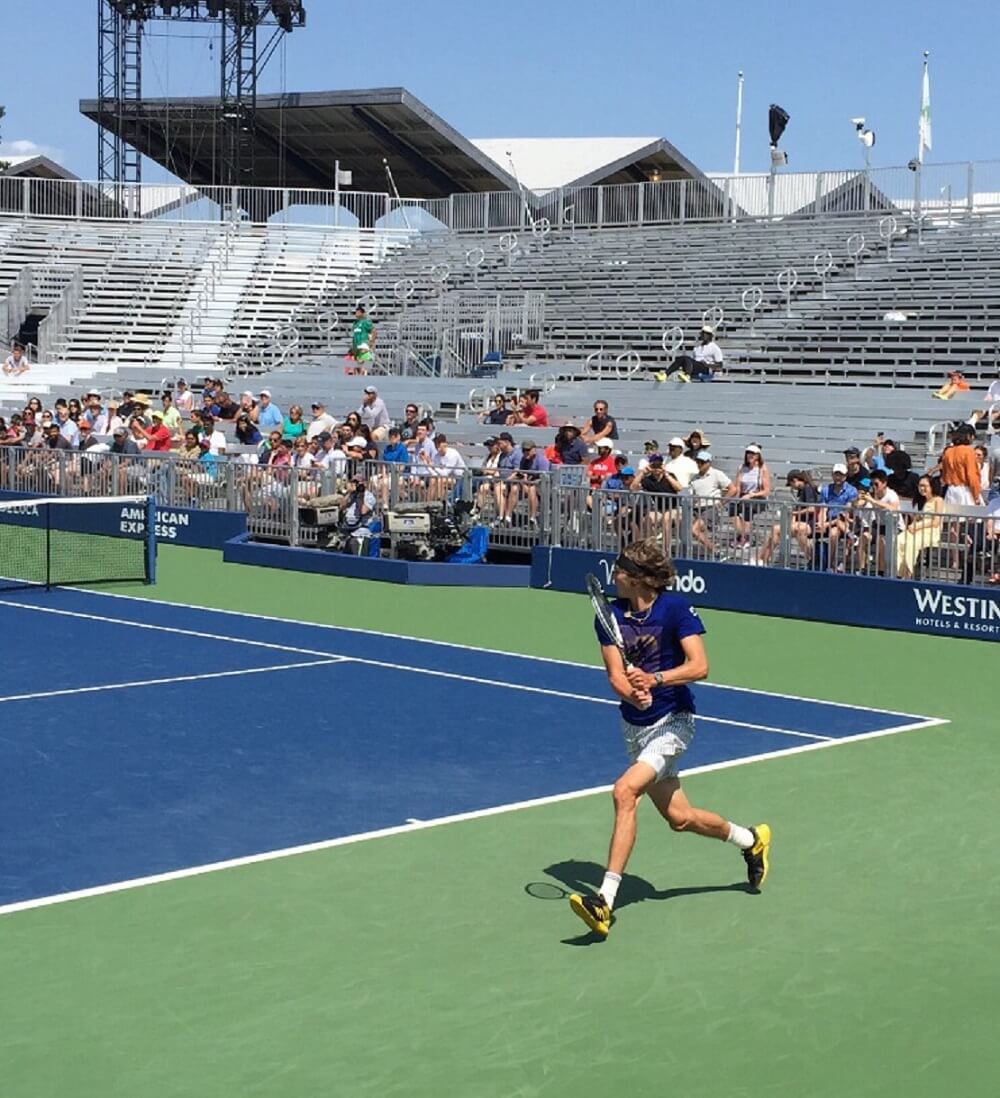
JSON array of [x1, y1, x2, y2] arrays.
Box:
[[726, 823, 755, 849], [600, 871, 622, 909]]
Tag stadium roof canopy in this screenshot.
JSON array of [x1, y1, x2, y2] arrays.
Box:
[[79, 86, 705, 198], [0, 155, 79, 181]]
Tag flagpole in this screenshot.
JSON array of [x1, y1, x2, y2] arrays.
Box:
[[733, 71, 744, 175], [918, 50, 930, 165]]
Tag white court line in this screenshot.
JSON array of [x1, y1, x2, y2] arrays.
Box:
[[0, 598, 841, 737], [0, 659, 347, 705], [71, 588, 941, 722], [0, 714, 948, 919]]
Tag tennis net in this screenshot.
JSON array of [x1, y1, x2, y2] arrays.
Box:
[[0, 495, 157, 592]]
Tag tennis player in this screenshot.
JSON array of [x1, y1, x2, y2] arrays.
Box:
[[570, 539, 771, 937]]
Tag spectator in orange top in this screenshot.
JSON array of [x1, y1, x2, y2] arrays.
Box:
[[143, 410, 174, 452], [939, 426, 982, 508], [511, 389, 549, 428], [933, 370, 971, 400]]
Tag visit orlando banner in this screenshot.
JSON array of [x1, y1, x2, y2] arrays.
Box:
[[531, 547, 1000, 642]]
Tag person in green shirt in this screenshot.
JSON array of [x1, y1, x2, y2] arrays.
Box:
[[160, 391, 184, 441], [350, 305, 376, 371]]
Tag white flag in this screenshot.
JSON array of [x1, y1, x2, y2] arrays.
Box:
[[919, 61, 932, 161], [336, 168, 353, 186]]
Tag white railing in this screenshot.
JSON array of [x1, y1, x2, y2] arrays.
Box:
[[4, 160, 1000, 233]]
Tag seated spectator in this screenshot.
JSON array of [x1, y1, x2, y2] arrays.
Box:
[[885, 447, 919, 502], [553, 424, 589, 466], [510, 388, 548, 428], [975, 444, 992, 499], [636, 439, 660, 473], [353, 426, 379, 461], [897, 475, 946, 578], [588, 441, 617, 489], [342, 411, 363, 438], [381, 427, 410, 465], [816, 462, 859, 571], [685, 429, 710, 459], [501, 439, 549, 526], [128, 417, 149, 451], [235, 413, 262, 449], [314, 432, 347, 476], [182, 437, 221, 502], [603, 462, 635, 493], [56, 406, 80, 446], [398, 403, 421, 441], [307, 401, 336, 439], [430, 433, 467, 499], [253, 390, 283, 430], [110, 424, 140, 456], [481, 394, 512, 426], [843, 447, 872, 491], [690, 451, 734, 556], [759, 470, 820, 566], [861, 432, 894, 473], [933, 370, 971, 400], [258, 429, 284, 464], [283, 404, 307, 441], [178, 430, 201, 460], [3, 343, 30, 375], [729, 444, 772, 548], [143, 410, 174, 452], [291, 436, 315, 469], [174, 378, 194, 416], [636, 452, 681, 543], [965, 368, 1000, 431], [358, 385, 390, 441], [580, 400, 618, 445], [157, 392, 182, 439], [664, 437, 699, 488], [200, 390, 222, 419], [200, 415, 228, 456], [663, 327, 723, 382], [854, 468, 901, 574]]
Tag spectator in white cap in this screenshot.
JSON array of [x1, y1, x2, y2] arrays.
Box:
[[728, 444, 772, 550], [817, 462, 860, 570], [357, 385, 390, 441], [238, 390, 256, 417], [307, 400, 337, 440], [690, 451, 734, 555], [252, 389, 283, 431], [664, 437, 699, 488], [691, 326, 723, 380], [588, 439, 617, 489]]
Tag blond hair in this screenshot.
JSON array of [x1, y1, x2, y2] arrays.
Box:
[[620, 538, 677, 591]]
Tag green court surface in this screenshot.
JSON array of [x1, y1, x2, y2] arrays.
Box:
[[2, 546, 997, 1098]]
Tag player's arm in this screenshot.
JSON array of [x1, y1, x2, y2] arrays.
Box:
[[599, 644, 652, 708], [625, 634, 709, 692]]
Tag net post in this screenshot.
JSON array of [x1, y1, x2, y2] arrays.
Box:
[[144, 495, 157, 584], [44, 501, 52, 591]]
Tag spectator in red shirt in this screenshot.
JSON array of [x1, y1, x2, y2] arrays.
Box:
[[588, 440, 617, 488], [143, 410, 174, 452], [512, 389, 549, 428]]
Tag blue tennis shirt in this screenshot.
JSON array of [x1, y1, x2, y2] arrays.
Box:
[[595, 592, 706, 725]]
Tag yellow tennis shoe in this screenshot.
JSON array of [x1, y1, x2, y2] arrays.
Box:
[[742, 824, 771, 890], [569, 893, 611, 937]]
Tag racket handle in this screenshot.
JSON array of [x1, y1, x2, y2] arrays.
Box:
[[625, 660, 653, 711]]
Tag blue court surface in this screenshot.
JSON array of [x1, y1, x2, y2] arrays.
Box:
[[0, 587, 945, 914]]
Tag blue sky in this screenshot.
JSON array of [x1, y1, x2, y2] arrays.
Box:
[[1, 0, 998, 184]]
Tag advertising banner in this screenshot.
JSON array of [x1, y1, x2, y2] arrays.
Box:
[[531, 547, 1000, 642]]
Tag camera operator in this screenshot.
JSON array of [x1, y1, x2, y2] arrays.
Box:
[[338, 473, 378, 551]]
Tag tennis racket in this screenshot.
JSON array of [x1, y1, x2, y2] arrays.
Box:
[[585, 572, 651, 710]]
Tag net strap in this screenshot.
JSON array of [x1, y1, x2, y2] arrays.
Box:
[[0, 495, 150, 512]]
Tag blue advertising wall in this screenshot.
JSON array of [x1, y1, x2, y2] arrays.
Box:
[[531, 547, 1000, 643], [0, 491, 246, 549]]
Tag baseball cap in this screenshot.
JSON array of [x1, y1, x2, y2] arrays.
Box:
[[113, 426, 128, 436], [701, 325, 715, 335], [199, 436, 212, 448], [644, 439, 659, 450], [621, 466, 635, 476], [258, 389, 271, 398], [832, 462, 848, 475], [844, 446, 861, 457], [695, 450, 712, 462], [597, 440, 613, 450], [311, 401, 325, 409], [522, 440, 536, 450], [498, 431, 514, 443], [647, 452, 664, 464], [176, 377, 187, 385], [363, 385, 378, 395], [151, 410, 164, 420], [668, 437, 686, 449], [744, 444, 762, 455], [347, 436, 367, 448], [315, 431, 332, 444], [241, 390, 254, 399], [484, 437, 498, 446]]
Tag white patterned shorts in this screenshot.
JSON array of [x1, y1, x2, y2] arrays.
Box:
[[620, 710, 695, 782]]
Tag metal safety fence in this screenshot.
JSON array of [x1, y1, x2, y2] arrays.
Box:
[[3, 161, 1000, 232], [0, 447, 995, 587]]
